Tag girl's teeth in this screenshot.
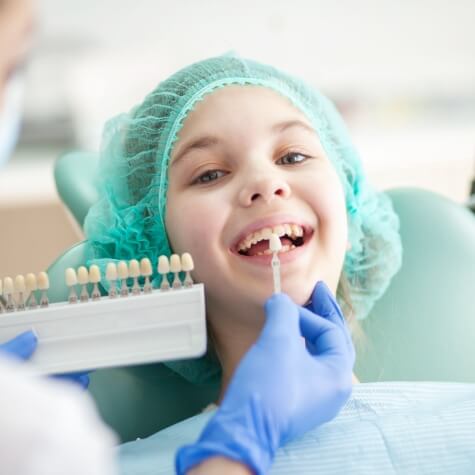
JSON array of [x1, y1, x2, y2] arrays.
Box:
[[238, 223, 305, 251]]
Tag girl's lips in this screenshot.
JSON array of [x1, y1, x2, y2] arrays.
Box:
[[230, 228, 314, 266]]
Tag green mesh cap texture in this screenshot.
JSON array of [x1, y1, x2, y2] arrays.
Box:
[[84, 54, 402, 383]]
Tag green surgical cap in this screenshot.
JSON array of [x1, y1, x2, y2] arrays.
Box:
[[84, 55, 402, 382]]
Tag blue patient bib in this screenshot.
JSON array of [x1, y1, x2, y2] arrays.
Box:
[[118, 382, 475, 474]]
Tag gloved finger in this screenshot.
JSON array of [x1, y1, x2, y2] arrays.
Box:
[[305, 281, 353, 355], [53, 372, 90, 390], [0, 330, 37, 360], [261, 293, 300, 345], [299, 306, 349, 359]]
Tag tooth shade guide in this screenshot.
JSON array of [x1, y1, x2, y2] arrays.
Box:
[[158, 256, 171, 291], [89, 265, 102, 301], [3, 277, 15, 312], [128, 260, 141, 295], [37, 272, 50, 308], [169, 254, 182, 289], [26, 273, 38, 309], [14, 275, 26, 310], [77, 266, 90, 303], [140, 258, 153, 293], [106, 263, 118, 298], [181, 253, 194, 288], [117, 261, 129, 297]]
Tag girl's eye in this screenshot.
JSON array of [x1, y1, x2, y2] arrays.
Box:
[[277, 152, 310, 165], [193, 169, 227, 185]]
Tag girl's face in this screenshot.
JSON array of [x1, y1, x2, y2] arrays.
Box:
[[166, 86, 348, 318]]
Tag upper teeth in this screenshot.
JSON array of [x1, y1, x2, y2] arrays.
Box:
[[237, 224, 304, 252]]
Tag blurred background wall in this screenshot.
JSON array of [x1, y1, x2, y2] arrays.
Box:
[[1, 0, 474, 277]]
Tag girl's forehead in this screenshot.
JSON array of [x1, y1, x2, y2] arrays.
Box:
[[174, 85, 314, 147]]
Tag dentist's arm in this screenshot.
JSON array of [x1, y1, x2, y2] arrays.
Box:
[[177, 282, 355, 475]]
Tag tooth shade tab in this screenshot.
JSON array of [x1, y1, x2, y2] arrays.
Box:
[[170, 254, 181, 273], [140, 258, 153, 276], [269, 233, 282, 252], [25, 273, 37, 291], [129, 259, 140, 278], [65, 268, 77, 286], [106, 263, 118, 281], [3, 277, 14, 294], [117, 261, 129, 279], [14, 275, 26, 293], [77, 266, 89, 285], [37, 272, 49, 290], [158, 256, 170, 274], [181, 253, 194, 272], [89, 265, 101, 283]]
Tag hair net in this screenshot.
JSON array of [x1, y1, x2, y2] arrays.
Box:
[[84, 54, 402, 383]]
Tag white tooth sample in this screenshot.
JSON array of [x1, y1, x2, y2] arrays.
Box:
[[15, 275, 26, 310], [37, 272, 49, 290], [128, 259, 140, 278], [106, 263, 118, 281], [140, 258, 153, 293], [169, 254, 182, 289], [3, 277, 15, 311], [3, 277, 14, 294], [65, 268, 78, 304], [89, 265, 101, 300], [25, 273, 38, 309], [77, 266, 89, 302], [128, 260, 141, 295], [37, 272, 50, 307], [181, 253, 194, 288], [117, 261, 129, 279], [158, 255, 170, 274], [89, 265, 101, 283], [77, 266, 89, 285], [269, 233, 282, 252], [106, 263, 118, 298], [117, 261, 130, 297], [158, 255, 170, 291], [65, 268, 78, 286], [140, 258, 152, 276], [269, 235, 282, 294], [14, 275, 26, 293], [273, 224, 285, 237]]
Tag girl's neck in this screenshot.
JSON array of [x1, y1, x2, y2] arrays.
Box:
[[207, 298, 265, 404]]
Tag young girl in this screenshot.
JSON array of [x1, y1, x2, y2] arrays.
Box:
[[85, 54, 401, 400]]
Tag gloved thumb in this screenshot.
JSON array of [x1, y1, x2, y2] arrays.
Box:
[[0, 330, 38, 360], [261, 293, 300, 343], [306, 281, 345, 328]]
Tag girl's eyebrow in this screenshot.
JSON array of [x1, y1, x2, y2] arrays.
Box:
[[171, 119, 314, 168], [171, 136, 220, 168]]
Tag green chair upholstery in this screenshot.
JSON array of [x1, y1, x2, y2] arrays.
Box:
[[52, 151, 475, 442], [54, 151, 100, 226]]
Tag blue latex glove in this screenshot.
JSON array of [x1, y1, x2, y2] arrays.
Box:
[[176, 281, 355, 475], [0, 330, 90, 389]]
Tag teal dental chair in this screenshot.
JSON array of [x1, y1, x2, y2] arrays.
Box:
[[50, 151, 475, 443]]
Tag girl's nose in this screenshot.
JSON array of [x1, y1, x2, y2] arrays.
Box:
[[238, 175, 291, 207]]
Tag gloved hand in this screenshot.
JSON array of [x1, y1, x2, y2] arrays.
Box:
[[176, 281, 355, 475], [0, 330, 90, 389]]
